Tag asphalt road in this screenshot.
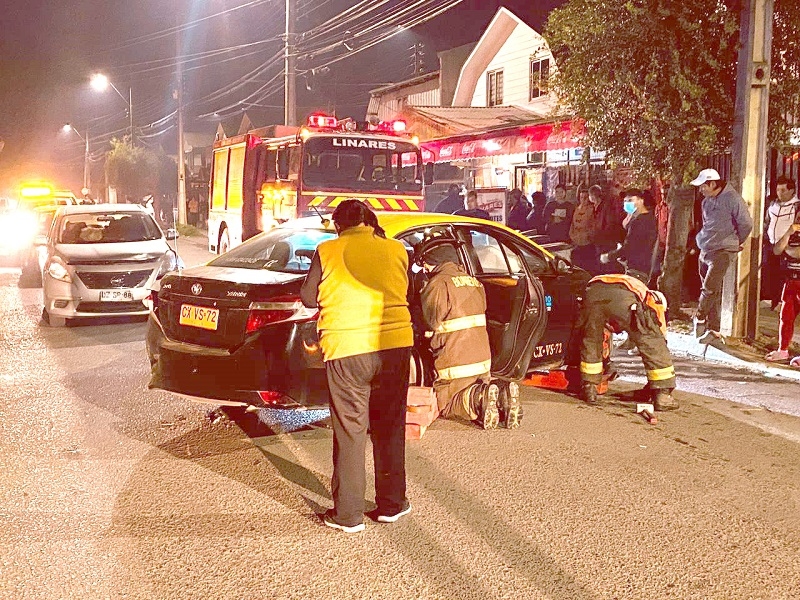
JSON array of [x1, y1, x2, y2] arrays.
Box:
[[1, 235, 799, 599]]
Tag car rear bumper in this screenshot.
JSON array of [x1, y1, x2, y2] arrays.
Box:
[[146, 312, 330, 409]]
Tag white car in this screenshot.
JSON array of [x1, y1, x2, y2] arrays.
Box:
[[41, 204, 181, 326]]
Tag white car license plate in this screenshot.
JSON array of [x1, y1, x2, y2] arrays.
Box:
[[179, 304, 219, 331], [100, 289, 133, 302]]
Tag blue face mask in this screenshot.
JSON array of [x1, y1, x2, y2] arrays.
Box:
[[623, 200, 637, 214]]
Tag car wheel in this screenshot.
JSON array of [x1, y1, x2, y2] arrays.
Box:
[[219, 227, 230, 254]]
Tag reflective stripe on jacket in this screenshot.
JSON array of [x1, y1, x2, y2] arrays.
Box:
[[421, 261, 492, 382]]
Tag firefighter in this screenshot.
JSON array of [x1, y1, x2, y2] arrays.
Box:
[[577, 273, 678, 411], [415, 237, 521, 429]]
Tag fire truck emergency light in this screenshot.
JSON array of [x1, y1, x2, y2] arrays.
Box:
[[308, 114, 338, 128]]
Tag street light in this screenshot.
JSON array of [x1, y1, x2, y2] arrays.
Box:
[[90, 73, 134, 144], [62, 123, 91, 195]]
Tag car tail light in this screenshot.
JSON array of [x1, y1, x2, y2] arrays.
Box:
[[143, 291, 158, 312], [258, 390, 283, 404], [246, 294, 318, 333]]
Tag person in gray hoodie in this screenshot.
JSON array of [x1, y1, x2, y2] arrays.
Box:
[[690, 168, 754, 343]]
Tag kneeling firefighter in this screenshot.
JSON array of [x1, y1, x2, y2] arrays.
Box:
[[415, 237, 521, 429], [577, 273, 678, 411]]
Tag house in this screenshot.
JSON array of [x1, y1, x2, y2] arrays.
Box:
[[367, 8, 605, 205]]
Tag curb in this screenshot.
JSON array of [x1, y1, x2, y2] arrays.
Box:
[[666, 331, 800, 382]]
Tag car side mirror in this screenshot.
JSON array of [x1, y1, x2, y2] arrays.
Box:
[[555, 257, 572, 274], [165, 228, 179, 240]]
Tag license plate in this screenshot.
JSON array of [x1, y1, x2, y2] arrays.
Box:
[[179, 304, 219, 331], [100, 289, 133, 302]]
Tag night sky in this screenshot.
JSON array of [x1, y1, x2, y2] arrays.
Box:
[[0, 0, 565, 193]]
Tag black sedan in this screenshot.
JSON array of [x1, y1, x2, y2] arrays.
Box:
[[146, 213, 590, 408]]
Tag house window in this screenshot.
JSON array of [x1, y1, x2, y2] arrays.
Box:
[[529, 58, 550, 100], [487, 69, 504, 106]]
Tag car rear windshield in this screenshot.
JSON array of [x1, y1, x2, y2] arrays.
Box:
[[209, 228, 336, 273], [57, 212, 162, 243]]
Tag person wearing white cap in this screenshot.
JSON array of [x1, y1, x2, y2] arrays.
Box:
[[690, 168, 754, 343]]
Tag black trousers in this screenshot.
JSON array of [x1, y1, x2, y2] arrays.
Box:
[[325, 346, 411, 526]]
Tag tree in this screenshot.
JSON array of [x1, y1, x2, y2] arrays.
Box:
[[105, 139, 177, 201], [544, 0, 800, 312]]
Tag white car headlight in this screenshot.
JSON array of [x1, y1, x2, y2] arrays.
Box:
[[46, 256, 72, 282]]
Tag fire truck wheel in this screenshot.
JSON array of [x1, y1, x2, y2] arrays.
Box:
[[219, 228, 230, 255]]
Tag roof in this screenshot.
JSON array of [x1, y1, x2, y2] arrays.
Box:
[[408, 105, 549, 136], [369, 71, 440, 96], [453, 8, 538, 106]]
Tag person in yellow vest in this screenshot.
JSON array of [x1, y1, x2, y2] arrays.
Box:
[[300, 200, 414, 533], [415, 237, 521, 429], [577, 272, 678, 411]]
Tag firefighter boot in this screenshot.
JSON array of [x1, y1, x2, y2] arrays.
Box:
[[580, 382, 598, 405], [498, 381, 523, 429], [470, 383, 499, 429], [652, 389, 678, 412]]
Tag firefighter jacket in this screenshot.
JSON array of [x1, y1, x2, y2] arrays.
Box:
[[302, 225, 413, 361], [420, 261, 492, 382]]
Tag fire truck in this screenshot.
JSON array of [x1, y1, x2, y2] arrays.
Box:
[[208, 114, 425, 253]]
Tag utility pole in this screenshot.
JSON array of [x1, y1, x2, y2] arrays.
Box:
[[284, 0, 297, 126], [723, 0, 773, 340], [129, 87, 135, 146], [83, 129, 91, 193], [176, 18, 187, 226]]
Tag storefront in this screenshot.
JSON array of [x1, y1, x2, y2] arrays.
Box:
[[420, 119, 606, 203]]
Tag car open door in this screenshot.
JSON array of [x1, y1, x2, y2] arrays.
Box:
[[458, 227, 547, 380]]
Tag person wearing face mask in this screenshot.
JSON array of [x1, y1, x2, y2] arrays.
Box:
[[599, 189, 660, 284]]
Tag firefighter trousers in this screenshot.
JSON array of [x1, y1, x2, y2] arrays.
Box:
[[579, 284, 676, 390], [434, 374, 490, 421]]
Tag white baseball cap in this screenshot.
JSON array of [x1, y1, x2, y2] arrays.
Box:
[[690, 168, 721, 186]]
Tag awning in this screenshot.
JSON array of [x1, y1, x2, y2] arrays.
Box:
[[420, 119, 585, 164]]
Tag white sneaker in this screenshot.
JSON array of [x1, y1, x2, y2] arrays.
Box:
[[790, 356, 800, 368], [765, 349, 789, 362]]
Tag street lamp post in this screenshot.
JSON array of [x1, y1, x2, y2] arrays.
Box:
[[91, 73, 134, 144], [62, 124, 91, 195]]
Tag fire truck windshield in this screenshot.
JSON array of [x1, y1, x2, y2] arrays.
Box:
[[302, 136, 422, 194]]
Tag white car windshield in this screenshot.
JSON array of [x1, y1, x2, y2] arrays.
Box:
[[58, 212, 162, 244]]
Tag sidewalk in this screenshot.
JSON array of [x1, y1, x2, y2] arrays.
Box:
[[666, 304, 800, 383]]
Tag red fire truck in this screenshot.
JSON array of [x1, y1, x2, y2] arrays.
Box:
[[208, 114, 425, 253]]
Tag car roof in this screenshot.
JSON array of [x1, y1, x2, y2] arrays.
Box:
[[58, 203, 147, 215], [285, 211, 551, 256]]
